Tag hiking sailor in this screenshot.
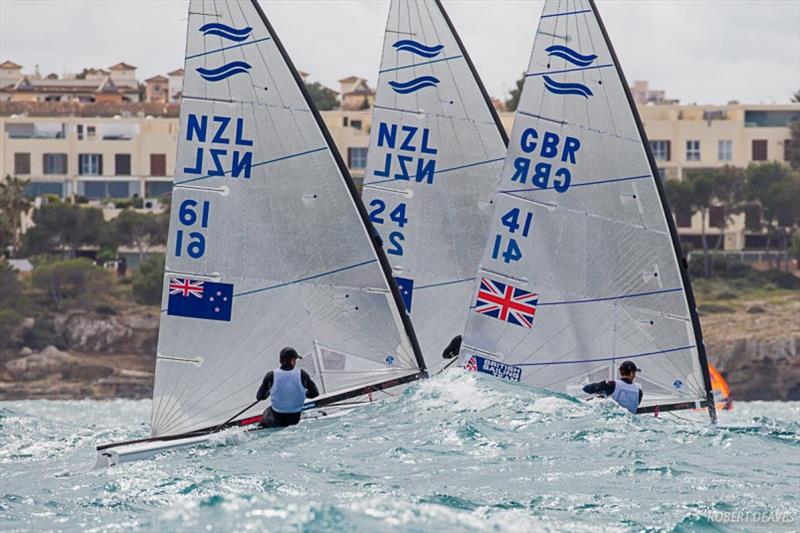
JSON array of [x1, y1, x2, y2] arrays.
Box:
[[582, 361, 643, 414], [257, 347, 320, 428]]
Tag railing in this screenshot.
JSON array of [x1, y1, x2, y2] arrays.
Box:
[[687, 250, 790, 264]]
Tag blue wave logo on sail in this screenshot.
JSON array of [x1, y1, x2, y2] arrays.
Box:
[[392, 39, 444, 58], [542, 75, 593, 98], [545, 45, 597, 67], [199, 22, 253, 42], [196, 61, 252, 82], [388, 76, 440, 94]]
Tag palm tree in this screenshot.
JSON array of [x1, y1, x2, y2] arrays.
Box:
[[0, 175, 32, 256]]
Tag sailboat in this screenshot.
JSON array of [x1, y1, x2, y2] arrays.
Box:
[[96, 0, 427, 466], [361, 0, 508, 373], [458, 0, 718, 423]]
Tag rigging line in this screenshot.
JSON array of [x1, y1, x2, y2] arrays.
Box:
[[185, 36, 272, 60], [379, 54, 464, 74], [516, 345, 696, 367], [527, 63, 613, 77], [536, 287, 683, 306], [173, 146, 328, 186]]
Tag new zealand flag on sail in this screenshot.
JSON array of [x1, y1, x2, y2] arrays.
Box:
[[167, 277, 234, 322]]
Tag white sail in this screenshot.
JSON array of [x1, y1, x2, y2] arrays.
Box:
[[460, 0, 715, 418], [361, 0, 507, 372], [151, 0, 425, 437]]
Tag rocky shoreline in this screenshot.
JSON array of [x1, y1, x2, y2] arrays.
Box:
[[1, 296, 797, 402]]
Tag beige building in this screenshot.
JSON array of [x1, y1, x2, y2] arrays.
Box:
[[3, 101, 797, 251]]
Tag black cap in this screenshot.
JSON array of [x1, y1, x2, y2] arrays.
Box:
[[619, 361, 641, 374], [279, 347, 302, 362]]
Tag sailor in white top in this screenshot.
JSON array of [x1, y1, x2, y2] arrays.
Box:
[[256, 347, 320, 427], [582, 361, 643, 414]]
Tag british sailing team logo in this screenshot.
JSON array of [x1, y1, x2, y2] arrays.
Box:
[[388, 39, 442, 94], [464, 354, 522, 382], [196, 23, 253, 82], [542, 45, 596, 98]]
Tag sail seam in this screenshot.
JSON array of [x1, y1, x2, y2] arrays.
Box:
[[527, 63, 613, 77], [185, 36, 272, 60], [233, 259, 379, 297], [366, 156, 505, 186], [379, 54, 464, 74], [541, 9, 592, 18], [516, 110, 641, 143], [536, 287, 683, 306], [173, 146, 328, 185], [515, 345, 696, 367], [500, 173, 651, 194]]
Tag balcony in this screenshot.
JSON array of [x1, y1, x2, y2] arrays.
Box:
[[5, 122, 67, 139]]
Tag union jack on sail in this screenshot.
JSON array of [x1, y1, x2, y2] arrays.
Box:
[[474, 277, 538, 328], [169, 277, 204, 298]]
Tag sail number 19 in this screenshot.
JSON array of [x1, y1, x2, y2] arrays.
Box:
[[175, 199, 210, 259], [490, 207, 533, 264]]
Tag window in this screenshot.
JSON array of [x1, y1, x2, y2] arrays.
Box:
[[342, 117, 349, 127], [87, 126, 96, 140], [77, 124, 96, 140], [649, 140, 670, 161], [79, 153, 102, 175], [14, 153, 31, 174], [82, 181, 130, 199], [752, 140, 767, 161], [348, 147, 368, 169], [150, 153, 166, 176], [350, 120, 363, 130], [77, 124, 83, 140], [23, 181, 64, 199], [685, 140, 700, 161], [675, 210, 692, 228], [785, 139, 793, 162], [146, 181, 172, 198], [115, 154, 131, 176], [709, 205, 724, 228], [718, 140, 732, 161], [43, 153, 67, 174]]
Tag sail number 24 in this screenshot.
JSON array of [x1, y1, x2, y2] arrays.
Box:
[[175, 199, 210, 258], [369, 199, 408, 256], [491, 208, 532, 264]]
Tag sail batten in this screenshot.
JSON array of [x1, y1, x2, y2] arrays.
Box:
[[150, 0, 426, 438], [362, 0, 508, 372], [459, 0, 716, 421]]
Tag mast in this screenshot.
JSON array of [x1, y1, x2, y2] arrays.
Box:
[[247, 0, 426, 375], [587, 0, 716, 424]]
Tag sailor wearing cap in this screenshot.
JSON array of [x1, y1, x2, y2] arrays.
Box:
[[582, 361, 643, 414], [256, 347, 320, 428]]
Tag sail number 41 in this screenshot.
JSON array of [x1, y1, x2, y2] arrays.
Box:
[[491, 207, 532, 264]]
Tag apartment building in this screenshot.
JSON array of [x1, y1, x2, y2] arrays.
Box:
[[2, 101, 797, 250]]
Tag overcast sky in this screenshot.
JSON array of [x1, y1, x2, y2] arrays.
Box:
[[1, 0, 798, 105]]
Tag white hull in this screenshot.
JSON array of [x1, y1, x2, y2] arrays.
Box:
[[95, 403, 365, 468]]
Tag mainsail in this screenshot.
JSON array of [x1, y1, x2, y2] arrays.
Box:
[[361, 0, 508, 372], [459, 0, 716, 421], [151, 0, 425, 438]]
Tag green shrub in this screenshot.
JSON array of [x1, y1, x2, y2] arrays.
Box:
[[32, 258, 111, 308], [132, 254, 165, 305], [23, 318, 67, 351]]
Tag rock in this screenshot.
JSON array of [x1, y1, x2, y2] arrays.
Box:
[[17, 347, 33, 357], [747, 305, 766, 314], [53, 311, 158, 355], [5, 346, 74, 381], [21, 317, 34, 329]]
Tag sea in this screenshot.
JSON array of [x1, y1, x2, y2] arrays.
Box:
[[1, 371, 798, 532]]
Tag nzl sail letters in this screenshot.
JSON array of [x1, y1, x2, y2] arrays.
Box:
[[373, 122, 438, 184], [183, 114, 254, 178]]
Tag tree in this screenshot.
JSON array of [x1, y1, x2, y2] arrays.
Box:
[[792, 90, 800, 103], [709, 166, 746, 250], [786, 120, 800, 170], [305, 81, 338, 111], [0, 175, 32, 256], [132, 254, 165, 305], [682, 170, 715, 277], [32, 258, 111, 309], [113, 209, 168, 263], [0, 259, 22, 310], [745, 162, 800, 269], [505, 73, 525, 112], [22, 203, 106, 256]]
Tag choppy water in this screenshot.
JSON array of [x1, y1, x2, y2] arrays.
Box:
[[1, 372, 798, 532]]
